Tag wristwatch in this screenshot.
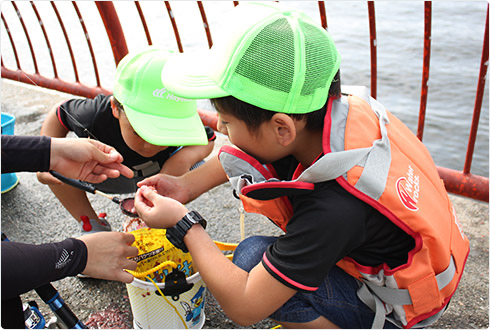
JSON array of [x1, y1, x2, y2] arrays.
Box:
[[166, 211, 207, 253]]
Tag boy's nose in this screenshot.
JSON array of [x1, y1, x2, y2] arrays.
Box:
[[217, 121, 228, 135]]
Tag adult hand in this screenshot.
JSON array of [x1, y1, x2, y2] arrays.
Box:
[[77, 232, 138, 283], [137, 174, 190, 203], [134, 185, 188, 229], [50, 138, 134, 183]]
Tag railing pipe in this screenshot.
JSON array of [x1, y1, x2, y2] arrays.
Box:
[[198, 109, 218, 132], [95, 1, 128, 65], [1, 67, 110, 97], [318, 1, 327, 29], [1, 13, 21, 69], [164, 1, 183, 53], [135, 1, 152, 46], [367, 1, 377, 98], [464, 4, 489, 175], [51, 1, 80, 82], [73, 2, 101, 86], [11, 2, 39, 73], [30, 1, 58, 78], [437, 166, 489, 202], [197, 1, 213, 48], [417, 2, 432, 141]]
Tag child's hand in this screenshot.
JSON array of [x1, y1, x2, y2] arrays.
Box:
[[36, 171, 63, 185], [134, 185, 189, 229], [137, 174, 190, 203]]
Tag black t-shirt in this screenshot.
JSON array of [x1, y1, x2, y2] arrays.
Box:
[[262, 155, 415, 292], [57, 94, 216, 170]]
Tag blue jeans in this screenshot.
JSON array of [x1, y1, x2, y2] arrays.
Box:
[[233, 236, 398, 329]]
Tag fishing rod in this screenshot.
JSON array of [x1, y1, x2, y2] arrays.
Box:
[[49, 170, 138, 218]]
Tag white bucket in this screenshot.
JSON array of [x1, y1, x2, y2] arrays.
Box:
[[126, 271, 206, 329]]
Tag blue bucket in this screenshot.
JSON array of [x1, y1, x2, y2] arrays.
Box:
[[2, 113, 19, 193]]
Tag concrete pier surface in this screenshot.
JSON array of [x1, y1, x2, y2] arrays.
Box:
[[1, 79, 488, 329]]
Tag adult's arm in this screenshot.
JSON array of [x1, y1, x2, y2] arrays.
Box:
[[2, 135, 133, 182], [1, 238, 86, 299], [1, 135, 51, 173], [1, 231, 137, 300]]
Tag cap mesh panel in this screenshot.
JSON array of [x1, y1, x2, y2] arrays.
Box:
[[235, 18, 294, 93], [300, 21, 335, 96]]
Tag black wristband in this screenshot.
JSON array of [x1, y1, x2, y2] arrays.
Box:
[[166, 211, 207, 253]]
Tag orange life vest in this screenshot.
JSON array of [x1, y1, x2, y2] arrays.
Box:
[[218, 86, 470, 328]]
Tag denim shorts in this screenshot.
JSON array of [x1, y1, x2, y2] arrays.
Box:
[[232, 236, 398, 329]]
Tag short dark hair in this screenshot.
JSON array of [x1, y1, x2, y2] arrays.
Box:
[[211, 70, 341, 133], [112, 95, 124, 113]]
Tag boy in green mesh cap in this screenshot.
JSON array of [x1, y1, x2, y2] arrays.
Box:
[[134, 2, 465, 329], [37, 47, 216, 236]]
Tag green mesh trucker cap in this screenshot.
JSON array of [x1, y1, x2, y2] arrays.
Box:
[[113, 47, 207, 146], [161, 2, 341, 114]]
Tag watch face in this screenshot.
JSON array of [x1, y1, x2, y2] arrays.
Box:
[[186, 211, 207, 229]]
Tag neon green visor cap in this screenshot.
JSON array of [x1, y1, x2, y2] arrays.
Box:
[[161, 2, 340, 114], [113, 47, 207, 146]]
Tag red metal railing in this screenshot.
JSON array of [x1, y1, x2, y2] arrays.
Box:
[[1, 1, 488, 202]]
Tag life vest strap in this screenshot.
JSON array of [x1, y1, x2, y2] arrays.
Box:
[[357, 282, 390, 329], [297, 92, 392, 200], [357, 256, 457, 328]]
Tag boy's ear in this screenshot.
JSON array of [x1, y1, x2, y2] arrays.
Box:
[[271, 113, 296, 147], [110, 97, 120, 119]]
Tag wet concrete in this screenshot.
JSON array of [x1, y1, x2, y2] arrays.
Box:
[[1, 79, 488, 328]]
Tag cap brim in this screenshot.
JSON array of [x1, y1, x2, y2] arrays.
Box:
[[161, 51, 230, 100], [124, 105, 208, 146]]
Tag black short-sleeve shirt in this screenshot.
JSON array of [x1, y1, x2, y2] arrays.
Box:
[[57, 94, 216, 170], [261, 156, 415, 292]]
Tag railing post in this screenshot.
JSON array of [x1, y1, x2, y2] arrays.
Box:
[[367, 1, 377, 99], [417, 2, 432, 141], [95, 1, 128, 65], [464, 4, 489, 175]]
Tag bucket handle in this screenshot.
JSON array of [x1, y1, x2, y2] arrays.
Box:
[[126, 260, 177, 279], [214, 240, 238, 260], [125, 240, 238, 280], [126, 261, 193, 301]]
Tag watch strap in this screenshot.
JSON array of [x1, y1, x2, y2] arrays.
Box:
[[166, 211, 206, 252]]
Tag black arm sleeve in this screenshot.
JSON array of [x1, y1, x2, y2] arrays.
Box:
[[1, 135, 51, 173], [1, 238, 87, 299]]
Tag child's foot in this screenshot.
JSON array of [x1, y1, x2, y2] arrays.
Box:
[[79, 215, 112, 236]]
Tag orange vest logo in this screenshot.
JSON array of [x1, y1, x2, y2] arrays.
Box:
[[396, 165, 420, 211]]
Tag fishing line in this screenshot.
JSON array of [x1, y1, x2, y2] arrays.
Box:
[[20, 71, 140, 217], [145, 275, 188, 329], [58, 103, 100, 141], [20, 71, 101, 141]]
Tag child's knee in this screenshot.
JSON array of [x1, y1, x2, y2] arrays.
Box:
[[232, 236, 276, 272]]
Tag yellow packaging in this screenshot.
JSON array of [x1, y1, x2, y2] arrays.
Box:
[[129, 227, 195, 283]]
